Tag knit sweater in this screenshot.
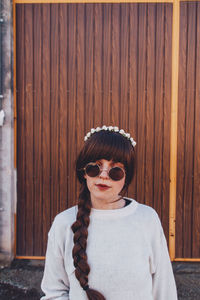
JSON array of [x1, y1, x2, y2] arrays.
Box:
[[41, 199, 177, 300]]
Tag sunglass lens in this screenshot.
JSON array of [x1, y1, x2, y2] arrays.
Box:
[[85, 164, 100, 177], [109, 167, 124, 181]]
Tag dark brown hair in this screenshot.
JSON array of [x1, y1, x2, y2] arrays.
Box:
[[71, 130, 136, 300]]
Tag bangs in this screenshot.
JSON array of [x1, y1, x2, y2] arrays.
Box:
[[82, 131, 131, 166]]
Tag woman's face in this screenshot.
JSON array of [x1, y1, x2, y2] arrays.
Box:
[[84, 159, 126, 209]]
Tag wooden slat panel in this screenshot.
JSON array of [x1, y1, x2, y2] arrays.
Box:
[[176, 2, 187, 258], [162, 4, 172, 240], [41, 3, 51, 254], [85, 4, 94, 131], [128, 3, 138, 198], [137, 3, 147, 204], [50, 4, 60, 220], [193, 2, 200, 258], [177, 1, 200, 258], [68, 4, 77, 208], [59, 3, 68, 211], [146, 3, 156, 208], [111, 3, 120, 126], [94, 3, 103, 127], [33, 4, 42, 255], [24, 4, 34, 255], [102, 4, 112, 124], [16, 3, 172, 256], [120, 4, 129, 129], [154, 3, 165, 218], [76, 3, 85, 200], [16, 4, 26, 255]]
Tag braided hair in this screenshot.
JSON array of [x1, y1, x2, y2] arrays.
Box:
[[71, 130, 135, 299]]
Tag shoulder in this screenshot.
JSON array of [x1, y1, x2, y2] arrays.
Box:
[[49, 205, 77, 238], [127, 198, 162, 232]]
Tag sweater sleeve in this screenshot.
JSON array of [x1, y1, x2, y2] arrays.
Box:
[[41, 231, 70, 299], [152, 226, 178, 300]]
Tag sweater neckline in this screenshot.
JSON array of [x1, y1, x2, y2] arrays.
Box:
[[90, 198, 138, 219]]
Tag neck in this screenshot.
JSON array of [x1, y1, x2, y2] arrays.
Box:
[[91, 196, 125, 210]]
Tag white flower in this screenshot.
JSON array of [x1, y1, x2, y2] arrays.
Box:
[[91, 128, 95, 133], [119, 129, 125, 135], [108, 126, 113, 131], [96, 127, 101, 132], [86, 132, 91, 138], [132, 141, 137, 147], [126, 133, 130, 138], [102, 125, 107, 130], [114, 126, 119, 132], [84, 136, 88, 141]]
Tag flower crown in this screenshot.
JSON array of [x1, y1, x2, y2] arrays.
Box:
[[84, 125, 136, 148]]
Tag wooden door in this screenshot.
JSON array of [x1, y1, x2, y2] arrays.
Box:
[[16, 3, 173, 256]]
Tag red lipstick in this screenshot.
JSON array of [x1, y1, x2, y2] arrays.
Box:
[[96, 184, 110, 191]]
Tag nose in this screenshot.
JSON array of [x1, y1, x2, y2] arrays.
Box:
[[99, 168, 109, 179]]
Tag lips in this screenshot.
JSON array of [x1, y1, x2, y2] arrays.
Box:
[[96, 183, 111, 190]]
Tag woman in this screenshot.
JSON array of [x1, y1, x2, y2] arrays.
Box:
[[41, 126, 177, 300]]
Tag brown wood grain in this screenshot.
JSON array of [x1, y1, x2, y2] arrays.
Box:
[[128, 3, 138, 199], [111, 3, 120, 126], [68, 4, 77, 208], [176, 2, 187, 258], [183, 2, 196, 257], [41, 3, 51, 254], [50, 4, 60, 221], [16, 4, 26, 255], [146, 3, 156, 208], [59, 3, 68, 211], [154, 3, 164, 218], [24, 4, 34, 255], [85, 4, 94, 131], [120, 4, 129, 129], [162, 4, 172, 242], [33, 4, 42, 255], [16, 3, 173, 256], [102, 4, 112, 125], [193, 2, 200, 258], [137, 3, 147, 204]]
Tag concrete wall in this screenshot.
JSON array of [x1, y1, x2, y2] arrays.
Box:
[[0, 0, 16, 267]]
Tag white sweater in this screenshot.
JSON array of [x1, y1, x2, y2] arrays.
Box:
[[41, 199, 177, 300]]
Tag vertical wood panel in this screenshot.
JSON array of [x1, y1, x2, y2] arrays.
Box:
[[85, 4, 94, 131], [16, 4, 25, 255], [111, 4, 120, 126], [59, 4, 68, 211], [16, 3, 172, 256], [193, 2, 200, 258], [177, 1, 200, 258], [94, 4, 102, 127], [146, 3, 156, 208], [162, 4, 172, 240], [120, 4, 129, 129], [24, 4, 34, 255], [50, 4, 60, 220], [176, 2, 187, 258], [68, 4, 77, 208], [154, 4, 164, 218], [137, 4, 147, 204], [102, 4, 111, 124], [41, 3, 51, 253], [33, 4, 42, 255], [129, 3, 138, 198]]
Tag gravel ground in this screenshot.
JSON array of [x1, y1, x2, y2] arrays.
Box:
[[0, 260, 200, 300]]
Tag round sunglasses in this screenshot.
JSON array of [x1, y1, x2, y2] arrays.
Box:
[[83, 163, 125, 181]]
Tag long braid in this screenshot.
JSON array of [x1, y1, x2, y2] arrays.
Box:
[[71, 184, 106, 300]]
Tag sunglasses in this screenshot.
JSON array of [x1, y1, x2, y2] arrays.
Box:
[[83, 163, 125, 181]]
